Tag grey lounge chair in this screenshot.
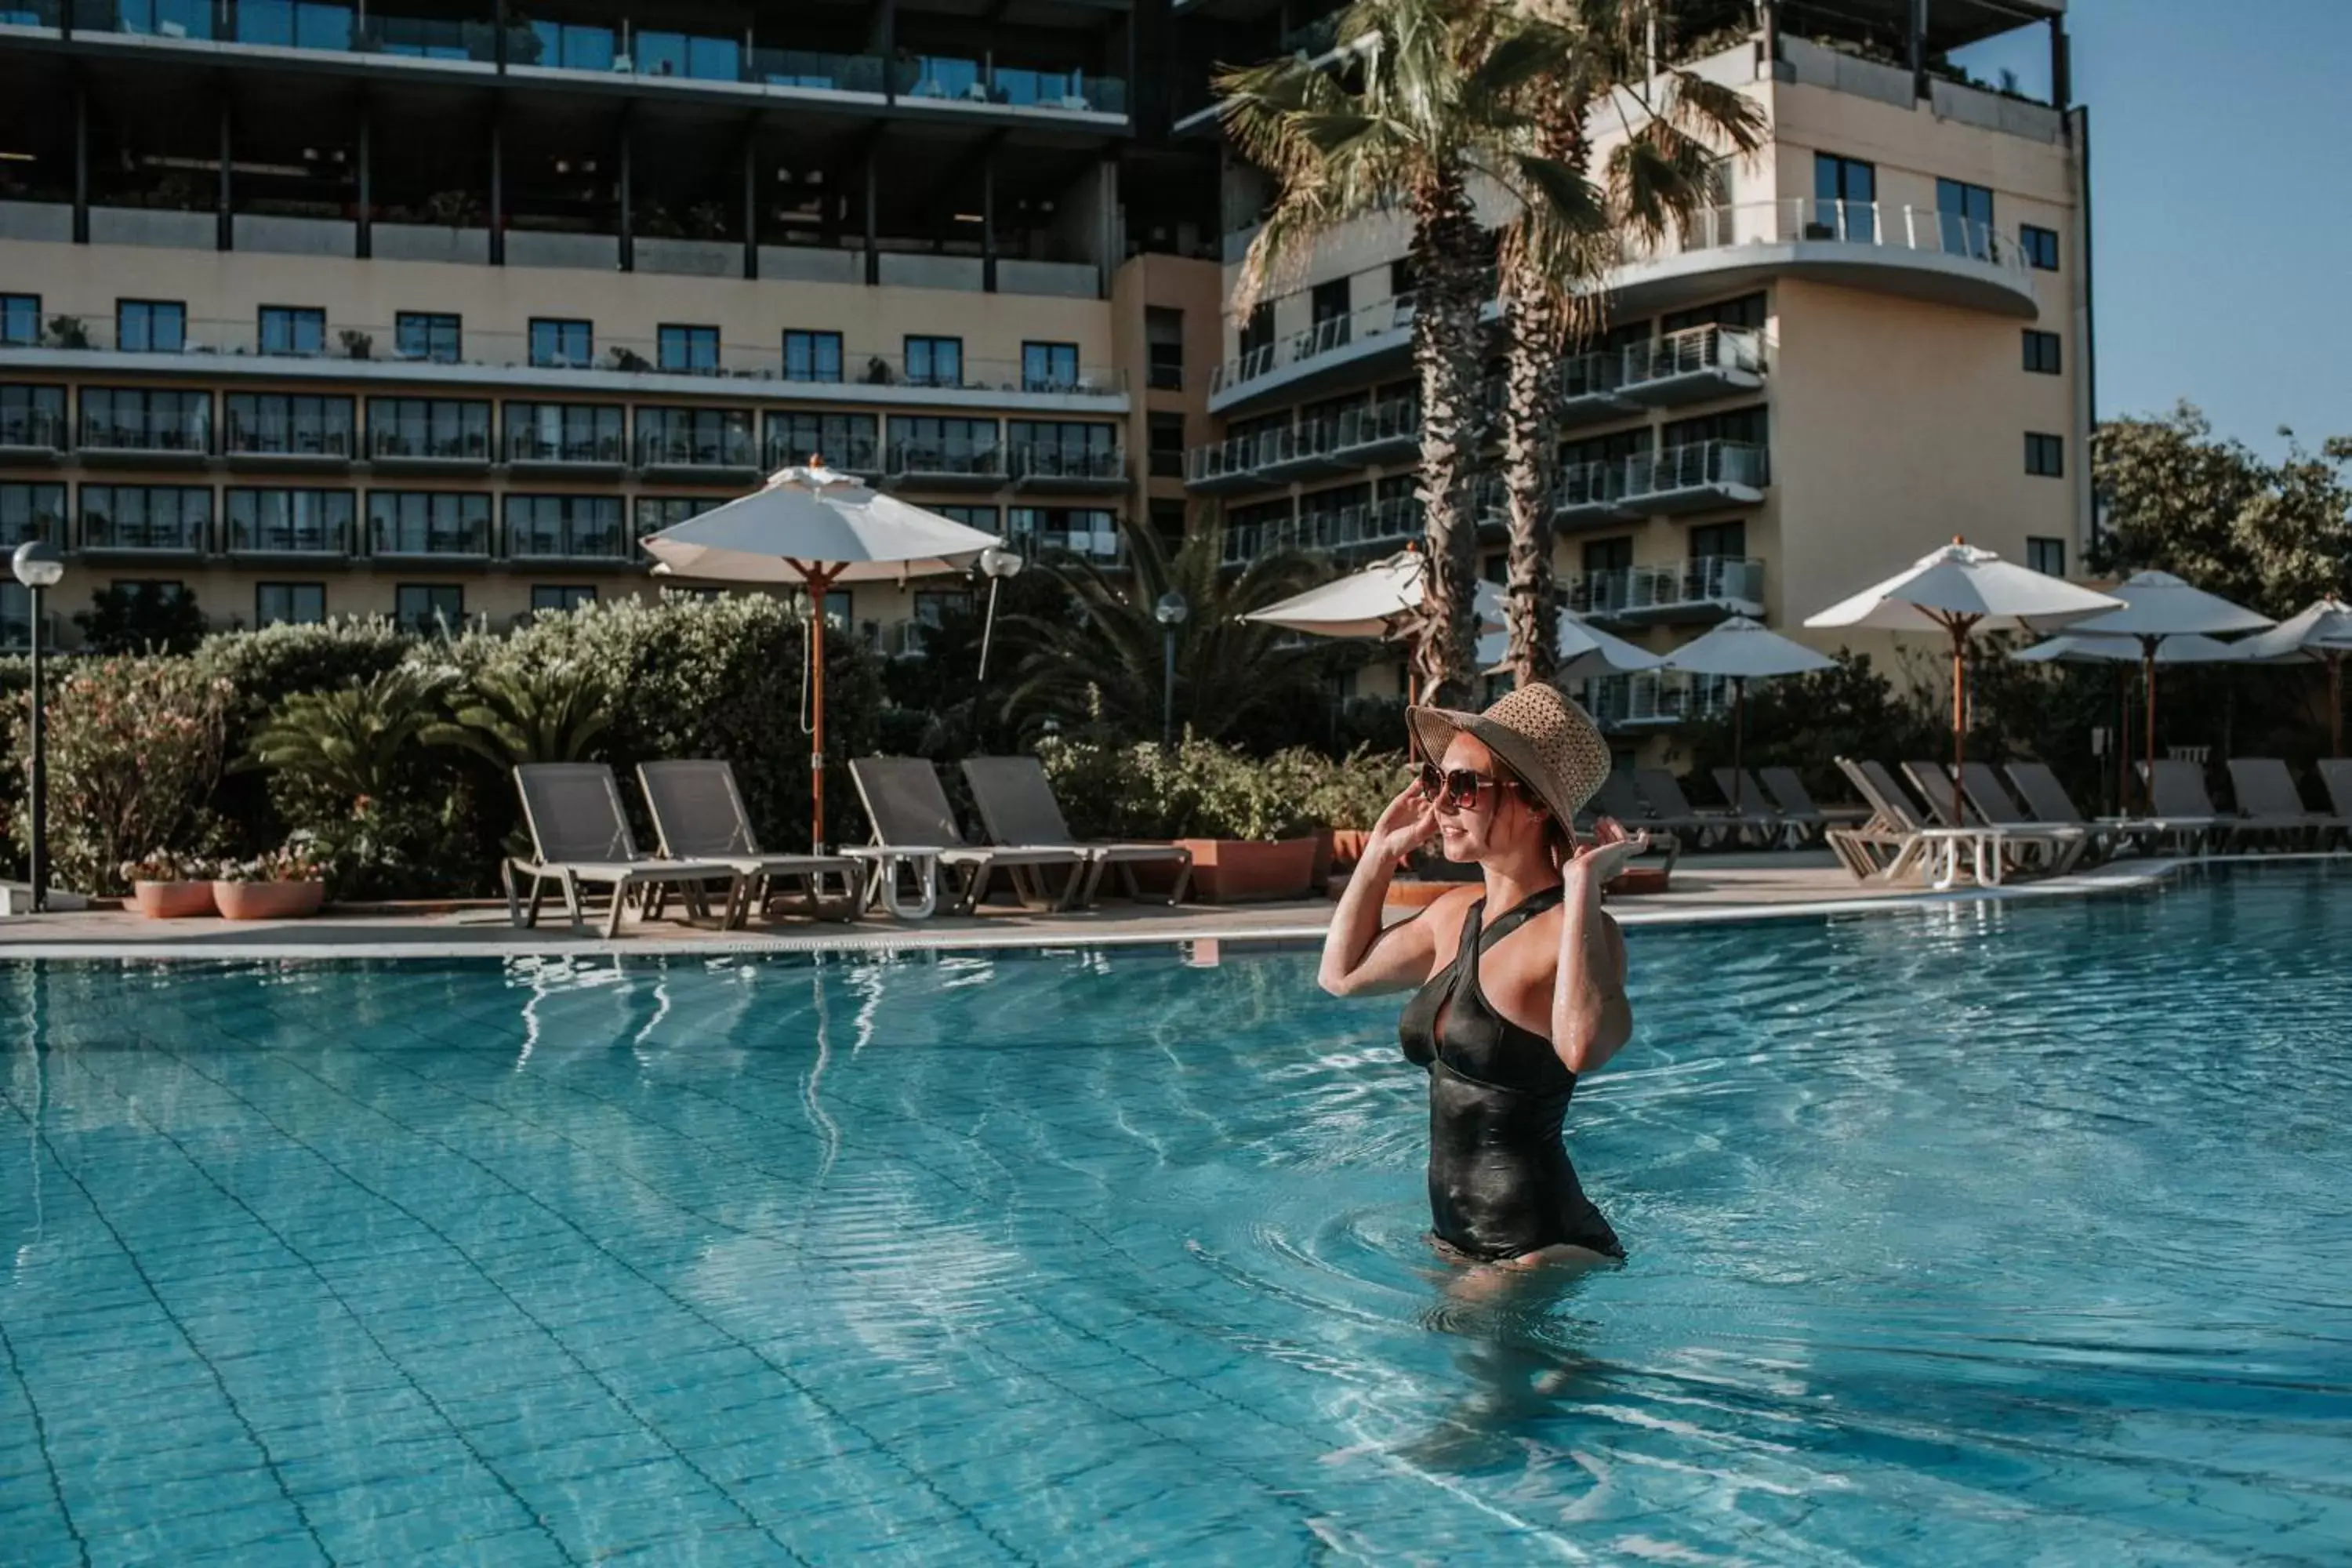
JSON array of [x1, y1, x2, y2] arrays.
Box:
[[1900, 759, 1978, 829], [960, 756, 1192, 906], [637, 760, 867, 923], [1715, 767, 1816, 846], [1592, 771, 1705, 858], [1830, 757, 1932, 880], [2318, 760, 2352, 828], [846, 757, 1092, 917], [2140, 759, 2238, 851], [1952, 762, 2091, 873], [504, 763, 745, 938], [1639, 767, 1779, 848], [1761, 767, 1872, 828], [2224, 758, 2344, 850]]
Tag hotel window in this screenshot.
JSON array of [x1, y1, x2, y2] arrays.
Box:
[[368, 492, 492, 557], [227, 488, 354, 554], [225, 394, 356, 457], [506, 402, 624, 463], [368, 397, 492, 461], [637, 406, 754, 466], [634, 496, 724, 534], [1149, 412, 1186, 477], [822, 590, 851, 630], [1688, 520, 1747, 562], [783, 330, 844, 383], [2020, 224, 2060, 271], [394, 311, 462, 363], [79, 485, 214, 551], [1008, 420, 1116, 478], [1661, 405, 1766, 450], [1240, 303, 1274, 359], [256, 583, 327, 628], [1309, 278, 1350, 339], [115, 299, 186, 353], [930, 505, 998, 532], [658, 324, 720, 374], [0, 483, 66, 546], [394, 583, 463, 633], [1022, 340, 1080, 392], [1145, 307, 1184, 391], [1, 384, 65, 448], [0, 294, 36, 347], [2023, 330, 2062, 375], [2027, 537, 2067, 577], [1661, 293, 1766, 334], [1812, 153, 1875, 241], [1011, 506, 1117, 556], [768, 411, 877, 470], [887, 416, 997, 472], [906, 336, 964, 388], [260, 306, 327, 357], [531, 585, 597, 613], [1936, 178, 1994, 260], [81, 387, 210, 452], [2025, 432, 2065, 477], [506, 494, 626, 558], [529, 318, 594, 368]]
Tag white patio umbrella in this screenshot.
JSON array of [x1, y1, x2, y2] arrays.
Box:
[[2060, 571, 2273, 809], [1243, 550, 1505, 701], [641, 461, 1003, 851], [2233, 597, 2352, 757], [1659, 616, 1836, 813], [2013, 631, 2252, 809], [1475, 614, 1661, 680], [1804, 539, 2123, 827]]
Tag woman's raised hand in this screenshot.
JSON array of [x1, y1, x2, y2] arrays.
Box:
[[1369, 781, 1440, 862], [1564, 816, 1651, 891]]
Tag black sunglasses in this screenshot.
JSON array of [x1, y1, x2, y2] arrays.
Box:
[[1417, 760, 1525, 811]]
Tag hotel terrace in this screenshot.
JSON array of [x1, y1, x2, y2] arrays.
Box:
[[0, 0, 2089, 757]]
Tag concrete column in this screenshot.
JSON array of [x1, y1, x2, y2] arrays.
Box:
[[217, 96, 233, 251], [982, 149, 996, 293], [71, 76, 88, 245], [356, 100, 372, 260], [618, 114, 633, 272], [741, 123, 758, 280], [489, 108, 504, 265], [863, 150, 878, 285], [2051, 20, 2072, 107]]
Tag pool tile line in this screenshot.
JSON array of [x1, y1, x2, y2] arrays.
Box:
[[158, 1020, 1035, 1568], [56, 1047, 590, 1568]]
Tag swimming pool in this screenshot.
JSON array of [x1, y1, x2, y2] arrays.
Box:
[[3, 866, 2347, 1564]]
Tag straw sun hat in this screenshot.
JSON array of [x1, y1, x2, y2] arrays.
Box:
[[1407, 684, 1613, 831]]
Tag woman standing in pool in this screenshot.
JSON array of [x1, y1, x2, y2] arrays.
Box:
[[1319, 685, 1647, 1269]]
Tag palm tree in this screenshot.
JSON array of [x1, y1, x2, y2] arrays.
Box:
[[425, 665, 613, 770], [1495, 0, 1763, 687], [1000, 515, 1330, 746], [1220, 0, 1579, 707], [244, 666, 451, 808]]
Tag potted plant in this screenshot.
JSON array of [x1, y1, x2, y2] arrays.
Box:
[[339, 328, 372, 361], [45, 314, 89, 350], [121, 850, 216, 919], [211, 836, 329, 920]]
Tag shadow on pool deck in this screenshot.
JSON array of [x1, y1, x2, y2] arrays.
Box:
[[0, 851, 2218, 960]]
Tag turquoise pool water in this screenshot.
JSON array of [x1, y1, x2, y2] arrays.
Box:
[[3, 866, 2349, 1564]]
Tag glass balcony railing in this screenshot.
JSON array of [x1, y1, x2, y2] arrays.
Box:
[[506, 428, 625, 465], [0, 408, 67, 452], [636, 430, 758, 470], [887, 441, 1002, 478], [228, 517, 348, 555], [1553, 459, 1628, 514], [224, 416, 355, 459], [751, 46, 887, 93], [1211, 292, 1415, 396], [370, 516, 492, 557], [80, 510, 209, 553], [765, 432, 880, 474], [1621, 323, 1766, 387], [79, 412, 211, 456], [1574, 557, 1766, 620], [1009, 445, 1124, 482], [369, 419, 492, 463], [508, 522, 630, 561], [1624, 440, 1768, 500]]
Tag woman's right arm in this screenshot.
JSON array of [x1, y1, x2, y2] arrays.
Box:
[[1319, 786, 1443, 996]]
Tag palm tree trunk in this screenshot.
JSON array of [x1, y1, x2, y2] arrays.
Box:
[[1499, 266, 1563, 689], [1407, 164, 1488, 711]]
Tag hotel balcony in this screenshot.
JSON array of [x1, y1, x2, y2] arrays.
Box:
[[77, 412, 213, 464], [0, 407, 68, 463], [222, 416, 358, 470], [368, 418, 495, 471], [636, 429, 761, 481], [78, 510, 211, 560], [506, 426, 627, 475], [227, 517, 353, 562], [1221, 494, 1422, 568], [507, 524, 635, 565], [1209, 196, 2034, 416], [1008, 445, 1127, 494], [766, 432, 882, 479], [884, 441, 1003, 490], [1617, 325, 1766, 407], [1622, 440, 1768, 514], [1183, 431, 1280, 494], [1575, 556, 1766, 627], [369, 517, 494, 562], [1579, 670, 1734, 733], [1552, 459, 1634, 531]]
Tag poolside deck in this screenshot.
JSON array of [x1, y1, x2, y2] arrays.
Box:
[[0, 851, 2220, 961]]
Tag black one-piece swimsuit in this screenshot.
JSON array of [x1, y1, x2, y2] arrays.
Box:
[[1396, 888, 1624, 1263]]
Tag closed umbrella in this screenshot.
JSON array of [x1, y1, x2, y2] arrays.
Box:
[[641, 461, 1003, 851], [2062, 572, 2273, 809], [2232, 597, 2352, 757], [1805, 539, 2122, 827], [1660, 616, 1835, 813]]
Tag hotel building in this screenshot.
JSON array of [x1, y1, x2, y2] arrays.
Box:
[[0, 0, 2092, 758]]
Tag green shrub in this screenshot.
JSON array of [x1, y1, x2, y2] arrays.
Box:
[[5, 657, 233, 894], [1039, 735, 1412, 840]]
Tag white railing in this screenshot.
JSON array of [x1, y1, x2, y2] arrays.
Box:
[[1554, 458, 1630, 514], [1581, 670, 1733, 728], [1222, 494, 1423, 565], [1647, 197, 2031, 281], [1621, 323, 1765, 387], [1625, 438, 1768, 499], [1210, 291, 1416, 396]]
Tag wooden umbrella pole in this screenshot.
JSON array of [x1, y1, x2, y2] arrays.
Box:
[[1947, 616, 1969, 829], [2142, 639, 2158, 814], [800, 561, 838, 853]]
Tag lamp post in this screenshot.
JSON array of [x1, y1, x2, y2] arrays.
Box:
[[1153, 590, 1189, 749], [975, 544, 1022, 682], [13, 540, 64, 914]]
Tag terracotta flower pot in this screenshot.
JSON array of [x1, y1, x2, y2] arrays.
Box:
[[134, 880, 217, 920], [1606, 866, 1671, 898], [212, 879, 326, 921], [1174, 837, 1319, 903]]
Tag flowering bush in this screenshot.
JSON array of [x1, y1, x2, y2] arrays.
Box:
[[1039, 734, 1410, 841], [214, 833, 328, 884], [119, 848, 209, 884], [8, 658, 233, 895]]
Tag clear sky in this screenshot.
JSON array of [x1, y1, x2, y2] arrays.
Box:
[[2051, 1, 2352, 452]]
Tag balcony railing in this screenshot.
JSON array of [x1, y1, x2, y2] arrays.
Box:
[[1621, 323, 1766, 388], [1184, 430, 1284, 486], [506, 429, 626, 466], [80, 512, 209, 554], [1329, 397, 1419, 456], [1576, 557, 1766, 622], [224, 417, 356, 459], [1580, 670, 1733, 731], [888, 441, 1003, 479], [767, 433, 881, 474], [1222, 495, 1422, 566], [636, 430, 759, 470], [1623, 439, 1768, 503], [1553, 459, 1630, 516], [1008, 445, 1125, 482], [79, 412, 211, 456], [509, 524, 633, 561], [1211, 291, 1416, 396], [370, 421, 492, 463], [370, 517, 493, 557], [1638, 197, 2033, 279], [229, 517, 350, 556], [0, 408, 67, 452]]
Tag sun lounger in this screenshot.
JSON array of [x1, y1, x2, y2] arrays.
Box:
[[2139, 759, 2238, 851], [960, 756, 1192, 906], [1837, 759, 2071, 887], [1713, 767, 1816, 846], [847, 757, 1092, 918], [637, 760, 866, 923], [1951, 761, 2091, 873], [503, 763, 745, 938], [1760, 767, 1872, 829], [1639, 767, 1779, 848], [2223, 758, 2345, 850], [1829, 758, 1933, 881], [2318, 760, 2352, 829], [1592, 771, 1709, 857]]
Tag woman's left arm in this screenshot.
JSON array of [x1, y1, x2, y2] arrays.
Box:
[[1550, 826, 1643, 1075]]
